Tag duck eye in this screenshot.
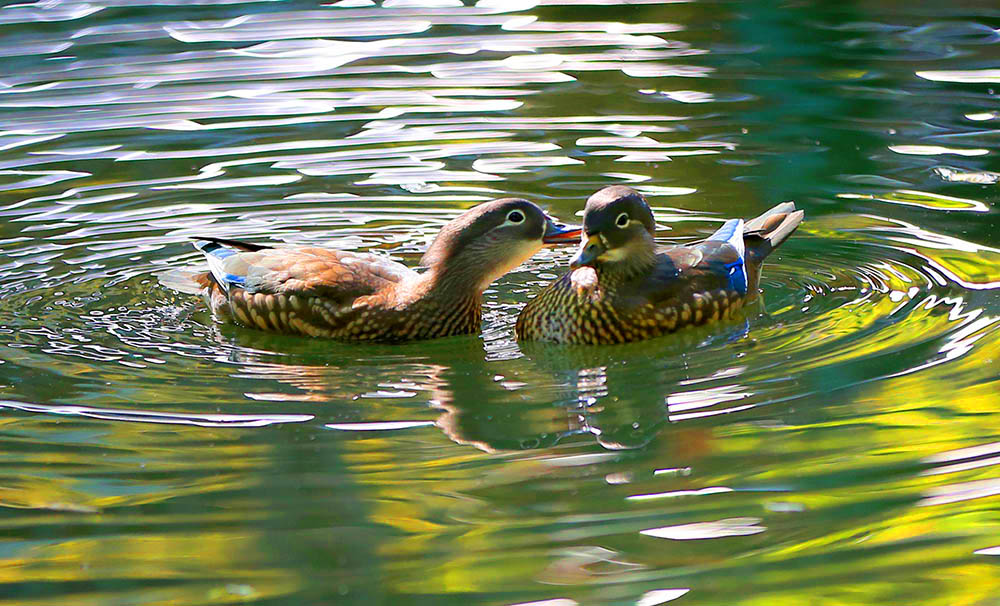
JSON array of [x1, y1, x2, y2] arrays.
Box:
[[616, 212, 629, 227], [507, 210, 525, 224]]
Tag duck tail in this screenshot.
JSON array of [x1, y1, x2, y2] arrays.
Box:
[[193, 237, 266, 294], [159, 269, 214, 295], [743, 202, 804, 295], [161, 237, 270, 295], [192, 236, 270, 253]]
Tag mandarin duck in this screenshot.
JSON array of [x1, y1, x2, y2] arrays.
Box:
[[163, 199, 579, 342], [515, 186, 803, 345]]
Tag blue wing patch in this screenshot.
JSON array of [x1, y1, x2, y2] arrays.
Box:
[[725, 258, 748, 295], [194, 239, 244, 293], [194, 240, 236, 259], [707, 219, 747, 296]]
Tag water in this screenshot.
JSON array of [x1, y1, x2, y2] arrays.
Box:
[[1, 1, 999, 604]]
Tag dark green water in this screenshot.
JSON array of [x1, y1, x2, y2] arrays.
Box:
[[2, 1, 1000, 604]]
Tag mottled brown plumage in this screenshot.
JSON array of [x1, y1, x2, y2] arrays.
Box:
[[164, 199, 579, 342], [516, 186, 804, 345]]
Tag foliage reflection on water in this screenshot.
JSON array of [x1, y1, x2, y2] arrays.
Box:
[[1, 0, 999, 605]]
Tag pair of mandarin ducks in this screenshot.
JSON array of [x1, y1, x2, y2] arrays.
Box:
[[164, 186, 803, 345]]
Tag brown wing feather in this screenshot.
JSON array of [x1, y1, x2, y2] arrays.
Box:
[[225, 248, 412, 305], [207, 247, 421, 339]]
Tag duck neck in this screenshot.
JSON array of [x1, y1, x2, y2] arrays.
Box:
[[421, 237, 534, 303], [597, 234, 658, 284], [421, 265, 487, 304], [398, 268, 481, 338]]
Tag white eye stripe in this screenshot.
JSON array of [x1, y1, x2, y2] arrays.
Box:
[[616, 212, 629, 227]]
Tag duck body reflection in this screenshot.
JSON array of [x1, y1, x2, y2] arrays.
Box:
[[517, 186, 803, 345], [162, 198, 579, 342]]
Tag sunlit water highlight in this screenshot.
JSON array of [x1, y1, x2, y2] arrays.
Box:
[[1, 1, 999, 605]]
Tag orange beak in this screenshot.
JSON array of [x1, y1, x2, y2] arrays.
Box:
[[542, 218, 582, 244]]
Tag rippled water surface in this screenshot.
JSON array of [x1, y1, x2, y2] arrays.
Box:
[[2, 1, 1000, 604]]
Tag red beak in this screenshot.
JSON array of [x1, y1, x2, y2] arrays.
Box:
[[542, 219, 582, 244]]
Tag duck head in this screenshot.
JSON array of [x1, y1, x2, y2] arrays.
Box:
[[422, 198, 580, 291], [570, 186, 657, 274]]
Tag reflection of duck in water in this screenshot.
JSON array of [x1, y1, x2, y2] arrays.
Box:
[[434, 355, 723, 454], [428, 338, 702, 452], [517, 186, 803, 345], [162, 199, 579, 342]]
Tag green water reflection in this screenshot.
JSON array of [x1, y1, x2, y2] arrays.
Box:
[[1, 1, 999, 605]]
